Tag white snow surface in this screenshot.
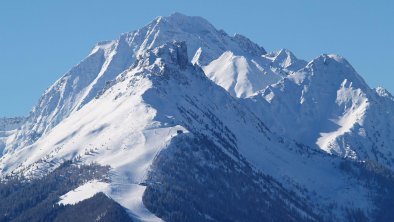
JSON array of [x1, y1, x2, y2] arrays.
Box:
[[59, 180, 161, 222], [203, 49, 307, 98], [110, 183, 163, 222], [59, 180, 111, 205], [204, 51, 282, 98]]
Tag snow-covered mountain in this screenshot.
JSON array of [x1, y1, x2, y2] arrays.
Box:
[[244, 54, 394, 170], [7, 13, 273, 152], [1, 13, 394, 222]]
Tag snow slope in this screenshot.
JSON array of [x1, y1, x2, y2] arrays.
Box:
[[59, 180, 111, 205], [203, 51, 282, 98], [245, 54, 394, 170], [203, 48, 307, 98], [5, 13, 271, 153], [59, 180, 160, 222]]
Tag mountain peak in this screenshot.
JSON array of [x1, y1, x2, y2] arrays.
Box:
[[307, 54, 355, 69], [233, 33, 267, 56], [304, 53, 369, 90], [167, 12, 196, 20], [265, 48, 307, 71], [140, 13, 267, 64], [313, 54, 348, 64], [156, 12, 217, 35], [141, 41, 189, 70], [375, 86, 394, 99]]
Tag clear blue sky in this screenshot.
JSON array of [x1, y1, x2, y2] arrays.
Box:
[[0, 0, 393, 117]]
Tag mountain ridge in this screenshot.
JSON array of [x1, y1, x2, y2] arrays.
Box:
[[1, 13, 394, 222]]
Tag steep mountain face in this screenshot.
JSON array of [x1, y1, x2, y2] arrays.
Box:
[[1, 13, 394, 222], [244, 54, 394, 170], [264, 48, 308, 71], [6, 13, 271, 151], [203, 46, 307, 98], [204, 51, 280, 98]]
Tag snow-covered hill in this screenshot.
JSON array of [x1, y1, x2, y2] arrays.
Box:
[[1, 13, 394, 222]]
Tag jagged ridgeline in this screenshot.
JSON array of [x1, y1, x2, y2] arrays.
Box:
[[1, 13, 394, 222]]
